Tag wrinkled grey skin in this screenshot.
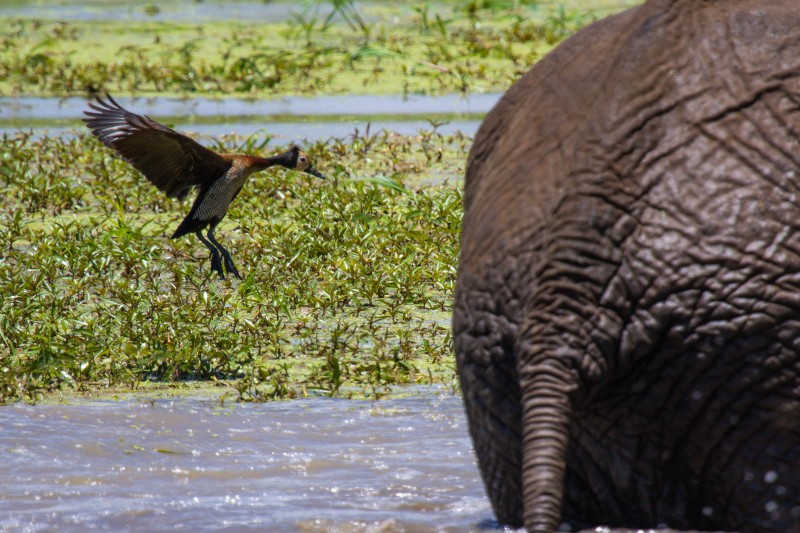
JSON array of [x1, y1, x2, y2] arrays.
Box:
[[453, 1, 800, 532]]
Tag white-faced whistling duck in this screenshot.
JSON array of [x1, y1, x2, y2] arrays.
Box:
[[83, 94, 325, 280]]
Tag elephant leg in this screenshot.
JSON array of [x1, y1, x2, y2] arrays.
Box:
[[453, 279, 524, 527]]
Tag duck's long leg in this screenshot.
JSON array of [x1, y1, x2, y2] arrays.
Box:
[[195, 230, 225, 279], [207, 227, 241, 280]]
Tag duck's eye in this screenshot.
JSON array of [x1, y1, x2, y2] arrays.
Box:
[[300, 157, 307, 163]]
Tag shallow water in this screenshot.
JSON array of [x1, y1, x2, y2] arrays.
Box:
[[0, 390, 493, 532], [0, 0, 367, 23], [0, 0, 640, 23], [0, 94, 499, 121], [0, 93, 497, 141]]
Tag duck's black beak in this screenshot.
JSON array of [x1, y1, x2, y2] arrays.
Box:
[[304, 166, 326, 179]]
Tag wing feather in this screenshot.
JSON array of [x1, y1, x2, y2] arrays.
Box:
[[83, 94, 231, 198]]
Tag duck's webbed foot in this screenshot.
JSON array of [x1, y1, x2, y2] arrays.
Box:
[[207, 229, 241, 280], [196, 230, 226, 279], [221, 252, 241, 280]]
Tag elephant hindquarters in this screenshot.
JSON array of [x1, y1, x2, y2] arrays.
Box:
[[453, 269, 524, 528], [555, 322, 800, 532]]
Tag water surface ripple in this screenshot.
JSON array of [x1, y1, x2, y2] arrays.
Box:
[[0, 391, 492, 532]]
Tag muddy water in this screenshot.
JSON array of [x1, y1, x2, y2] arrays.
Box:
[[0, 390, 494, 532]]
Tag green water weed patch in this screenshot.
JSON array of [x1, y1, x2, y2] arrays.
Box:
[[0, 129, 466, 403], [0, 0, 640, 98]]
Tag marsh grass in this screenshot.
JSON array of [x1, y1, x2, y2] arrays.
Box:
[[0, 1, 629, 98], [0, 129, 468, 403]]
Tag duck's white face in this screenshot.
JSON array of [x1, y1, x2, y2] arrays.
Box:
[[293, 149, 325, 179], [294, 149, 312, 171]]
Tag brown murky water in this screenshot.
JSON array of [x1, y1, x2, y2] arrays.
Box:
[[0, 389, 494, 532]]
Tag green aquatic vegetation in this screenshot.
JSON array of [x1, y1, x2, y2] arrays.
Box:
[[0, 129, 466, 403], [0, 0, 641, 98]]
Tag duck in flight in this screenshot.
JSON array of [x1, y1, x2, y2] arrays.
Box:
[[83, 94, 325, 280]]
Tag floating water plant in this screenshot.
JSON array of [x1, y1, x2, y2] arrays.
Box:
[[0, 129, 466, 403], [0, 1, 639, 99]]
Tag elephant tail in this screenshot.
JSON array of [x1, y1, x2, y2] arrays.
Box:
[[519, 357, 577, 533]]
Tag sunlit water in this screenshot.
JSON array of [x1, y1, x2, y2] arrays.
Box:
[[0, 93, 499, 141], [0, 390, 494, 532], [0, 94, 500, 120], [0, 1, 373, 23], [0, 0, 641, 23]]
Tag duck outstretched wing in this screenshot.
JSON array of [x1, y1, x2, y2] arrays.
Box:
[[84, 94, 231, 199]]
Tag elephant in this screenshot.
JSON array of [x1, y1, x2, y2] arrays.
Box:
[[452, 0, 800, 532]]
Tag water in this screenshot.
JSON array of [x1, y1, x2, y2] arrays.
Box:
[[0, 390, 493, 532], [0, 94, 500, 120], [0, 0, 640, 23], [0, 1, 373, 23], [0, 93, 498, 141]]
